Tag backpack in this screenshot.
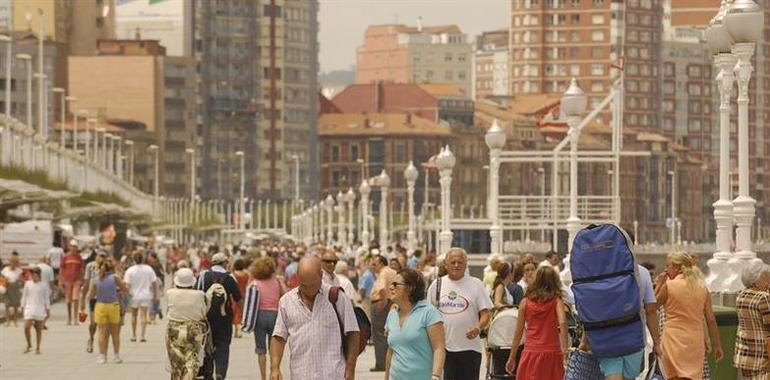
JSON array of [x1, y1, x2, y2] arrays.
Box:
[[205, 271, 231, 320], [328, 286, 371, 357], [570, 224, 645, 358], [240, 282, 261, 332]]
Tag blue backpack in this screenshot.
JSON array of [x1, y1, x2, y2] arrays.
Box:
[[570, 224, 644, 358]]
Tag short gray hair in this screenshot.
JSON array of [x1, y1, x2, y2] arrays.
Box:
[[741, 259, 770, 288], [334, 260, 348, 275], [446, 247, 467, 260]]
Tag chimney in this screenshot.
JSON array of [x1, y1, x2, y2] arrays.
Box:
[[374, 80, 384, 113], [406, 112, 412, 125], [417, 16, 423, 32], [134, 27, 141, 40], [364, 117, 371, 128]]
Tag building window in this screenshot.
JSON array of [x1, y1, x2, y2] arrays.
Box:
[[571, 14, 581, 24], [591, 31, 605, 41], [591, 47, 604, 59], [591, 63, 605, 76], [445, 71, 453, 80], [570, 64, 580, 76], [592, 0, 604, 4], [332, 171, 340, 187], [458, 71, 467, 80], [592, 14, 605, 24], [331, 145, 340, 162], [426, 70, 433, 80], [444, 53, 452, 62], [351, 145, 359, 161], [458, 53, 467, 62]]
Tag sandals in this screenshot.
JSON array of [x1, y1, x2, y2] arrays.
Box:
[[87, 339, 94, 353], [140, 338, 147, 343], [130, 338, 137, 342]]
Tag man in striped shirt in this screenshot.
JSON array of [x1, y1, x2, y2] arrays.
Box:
[[270, 257, 360, 380]]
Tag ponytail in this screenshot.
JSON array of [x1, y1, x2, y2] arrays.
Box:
[[667, 251, 704, 288]]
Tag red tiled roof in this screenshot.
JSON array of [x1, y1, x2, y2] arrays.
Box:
[[331, 82, 439, 121], [319, 113, 450, 137]]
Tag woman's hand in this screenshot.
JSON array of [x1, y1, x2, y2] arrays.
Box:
[[505, 354, 517, 375], [714, 345, 724, 362]]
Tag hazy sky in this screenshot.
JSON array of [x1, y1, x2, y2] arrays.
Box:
[[319, 0, 510, 73]]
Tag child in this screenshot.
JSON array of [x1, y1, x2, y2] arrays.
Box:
[[506, 265, 569, 380], [21, 267, 51, 354]]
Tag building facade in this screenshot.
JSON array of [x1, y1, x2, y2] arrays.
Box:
[[473, 28, 510, 100], [356, 23, 472, 95], [115, 0, 194, 57]]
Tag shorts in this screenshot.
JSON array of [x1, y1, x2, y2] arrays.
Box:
[[89, 298, 97, 313], [598, 349, 644, 379], [94, 303, 121, 325], [62, 281, 81, 303], [444, 350, 482, 380], [130, 298, 151, 309], [253, 310, 278, 354]]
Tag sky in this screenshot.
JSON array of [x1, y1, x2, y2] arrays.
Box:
[[318, 0, 510, 73]]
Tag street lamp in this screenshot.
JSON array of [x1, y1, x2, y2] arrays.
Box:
[[291, 154, 300, 201], [537, 166, 546, 242], [404, 161, 419, 252], [324, 194, 335, 246], [65, 97, 77, 152], [336, 191, 346, 246], [149, 144, 159, 218], [186, 148, 196, 202], [562, 78, 587, 254], [52, 87, 64, 148], [668, 170, 677, 246], [346, 188, 356, 246], [359, 179, 371, 249], [378, 170, 391, 249], [16, 53, 32, 130], [485, 119, 507, 255], [435, 146, 456, 255], [235, 150, 245, 230]]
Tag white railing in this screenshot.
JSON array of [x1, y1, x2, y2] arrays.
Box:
[[498, 195, 615, 227]]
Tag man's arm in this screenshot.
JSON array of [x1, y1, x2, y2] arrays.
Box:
[[644, 302, 661, 356], [269, 336, 286, 380], [344, 331, 360, 380]]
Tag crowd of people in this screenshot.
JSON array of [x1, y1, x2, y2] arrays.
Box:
[[2, 233, 770, 380]]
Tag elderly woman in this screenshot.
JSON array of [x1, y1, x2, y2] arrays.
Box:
[[385, 268, 445, 380], [735, 261, 770, 380], [166, 268, 208, 380]]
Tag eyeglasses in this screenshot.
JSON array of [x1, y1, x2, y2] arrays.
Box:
[[389, 282, 407, 288], [322, 259, 338, 264]]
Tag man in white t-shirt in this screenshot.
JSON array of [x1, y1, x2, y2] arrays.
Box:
[[47, 246, 64, 279], [427, 247, 492, 380], [123, 252, 158, 342]]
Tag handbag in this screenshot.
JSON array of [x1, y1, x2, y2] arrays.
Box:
[[564, 350, 604, 380], [645, 358, 665, 380]]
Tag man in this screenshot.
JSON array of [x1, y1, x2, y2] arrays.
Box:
[[357, 257, 375, 317], [321, 251, 357, 300], [270, 257, 360, 380], [59, 246, 84, 325], [539, 250, 561, 270], [1, 252, 23, 327], [427, 248, 492, 380], [80, 251, 106, 353], [640, 262, 656, 278], [46, 244, 64, 286], [368, 254, 396, 372], [196, 252, 242, 380], [123, 252, 158, 342]]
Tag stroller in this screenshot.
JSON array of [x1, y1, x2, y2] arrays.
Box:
[[485, 306, 519, 379]]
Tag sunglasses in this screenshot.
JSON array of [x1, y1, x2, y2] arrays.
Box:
[[322, 259, 338, 264], [389, 282, 407, 288]]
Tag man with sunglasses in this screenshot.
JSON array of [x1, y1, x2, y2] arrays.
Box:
[[321, 251, 357, 301]]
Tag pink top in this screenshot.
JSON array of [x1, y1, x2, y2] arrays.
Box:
[[254, 278, 282, 311]]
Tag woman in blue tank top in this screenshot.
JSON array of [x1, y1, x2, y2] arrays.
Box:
[[87, 258, 127, 364]]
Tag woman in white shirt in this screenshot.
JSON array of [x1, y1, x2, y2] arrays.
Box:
[[166, 268, 208, 380], [21, 267, 50, 354]]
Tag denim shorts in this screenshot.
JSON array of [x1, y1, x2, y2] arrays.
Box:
[[253, 310, 278, 354], [598, 349, 644, 379]]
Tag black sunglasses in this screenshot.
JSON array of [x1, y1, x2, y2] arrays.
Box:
[[322, 259, 338, 264]]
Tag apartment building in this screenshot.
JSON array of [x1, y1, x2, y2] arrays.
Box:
[[473, 28, 510, 100]]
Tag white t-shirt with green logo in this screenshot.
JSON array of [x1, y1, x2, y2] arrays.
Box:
[[427, 274, 492, 353]]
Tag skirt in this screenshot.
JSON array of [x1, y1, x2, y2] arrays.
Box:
[[4, 282, 21, 307], [166, 319, 208, 380], [516, 348, 565, 380]]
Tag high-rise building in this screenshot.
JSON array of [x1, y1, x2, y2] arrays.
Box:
[[68, 39, 197, 197], [356, 22, 472, 95], [115, 0, 194, 57], [473, 28, 510, 100], [12, 0, 115, 56], [194, 0, 318, 202]]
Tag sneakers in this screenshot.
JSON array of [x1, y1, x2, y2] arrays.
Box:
[[96, 355, 107, 364], [112, 354, 122, 364]]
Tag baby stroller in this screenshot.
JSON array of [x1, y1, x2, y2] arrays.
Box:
[[485, 306, 518, 379]]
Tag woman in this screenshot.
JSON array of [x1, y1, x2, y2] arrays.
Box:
[[384, 268, 445, 380], [492, 262, 514, 308], [2, 252, 23, 327], [506, 266, 568, 380], [389, 258, 403, 272], [231, 259, 250, 338], [248, 257, 285, 380], [166, 268, 208, 380], [735, 261, 770, 379], [21, 267, 50, 354], [517, 259, 537, 293], [507, 262, 525, 307], [655, 252, 722, 380], [89, 257, 128, 364]]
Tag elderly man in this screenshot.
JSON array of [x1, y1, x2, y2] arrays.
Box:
[[427, 248, 492, 380], [321, 251, 357, 301], [270, 257, 360, 380], [369, 254, 397, 372], [735, 261, 770, 380]]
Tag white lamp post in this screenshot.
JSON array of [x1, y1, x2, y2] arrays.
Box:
[[668, 170, 677, 246], [325, 194, 335, 246], [149, 144, 159, 218], [16, 53, 32, 129], [436, 146, 456, 256], [112, 135, 122, 176], [336, 191, 346, 245], [235, 150, 245, 230], [65, 97, 77, 152], [291, 154, 300, 201], [186, 148, 196, 202], [359, 179, 371, 249], [378, 170, 391, 249], [0, 35, 10, 166], [125, 140, 134, 185], [485, 119, 506, 254], [562, 78, 587, 254], [346, 188, 356, 246], [404, 161, 419, 252]]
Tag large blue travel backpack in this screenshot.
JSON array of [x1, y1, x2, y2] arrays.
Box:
[[570, 224, 644, 358]]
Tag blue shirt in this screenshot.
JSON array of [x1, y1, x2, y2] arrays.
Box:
[[407, 256, 419, 269], [359, 270, 375, 298], [385, 300, 443, 380]]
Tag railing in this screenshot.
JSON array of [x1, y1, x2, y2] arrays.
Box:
[[498, 195, 616, 227], [0, 115, 155, 215]]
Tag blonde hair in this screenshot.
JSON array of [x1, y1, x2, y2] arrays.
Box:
[[667, 251, 704, 288]]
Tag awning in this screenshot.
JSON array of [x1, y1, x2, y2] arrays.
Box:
[[0, 179, 78, 209]]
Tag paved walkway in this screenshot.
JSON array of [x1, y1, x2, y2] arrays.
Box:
[[0, 300, 386, 380]]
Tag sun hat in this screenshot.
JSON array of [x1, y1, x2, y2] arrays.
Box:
[[174, 268, 197, 288], [211, 252, 228, 265]]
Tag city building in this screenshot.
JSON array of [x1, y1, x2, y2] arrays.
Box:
[[473, 28, 510, 100], [115, 0, 194, 57], [68, 39, 197, 198], [195, 0, 319, 202], [356, 22, 472, 95], [417, 83, 474, 126], [11, 0, 116, 56]]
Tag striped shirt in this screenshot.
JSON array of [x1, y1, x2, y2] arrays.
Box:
[[273, 283, 359, 380], [735, 288, 770, 373]]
